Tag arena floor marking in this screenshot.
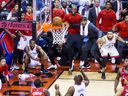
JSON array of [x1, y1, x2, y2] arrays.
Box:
[[59, 71, 117, 81]]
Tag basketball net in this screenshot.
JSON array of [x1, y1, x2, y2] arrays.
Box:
[[51, 25, 68, 45]]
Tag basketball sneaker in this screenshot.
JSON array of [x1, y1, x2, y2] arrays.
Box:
[[80, 64, 91, 69], [101, 72, 106, 79], [40, 69, 49, 74], [47, 65, 57, 70], [10, 64, 20, 70]]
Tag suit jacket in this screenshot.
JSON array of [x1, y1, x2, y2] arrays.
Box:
[[88, 22, 102, 39], [112, 1, 128, 13], [88, 6, 103, 26]]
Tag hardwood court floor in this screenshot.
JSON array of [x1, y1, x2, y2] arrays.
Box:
[[0, 60, 123, 96]]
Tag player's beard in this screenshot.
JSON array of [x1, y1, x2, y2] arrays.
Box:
[[72, 12, 76, 16]]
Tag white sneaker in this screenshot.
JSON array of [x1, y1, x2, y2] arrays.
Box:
[[57, 57, 61, 61], [111, 58, 115, 64], [80, 61, 84, 66], [47, 65, 57, 70], [72, 60, 75, 66], [13, 64, 20, 69], [94, 60, 98, 63], [10, 64, 20, 70]]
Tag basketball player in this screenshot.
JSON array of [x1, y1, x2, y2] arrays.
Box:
[[97, 30, 127, 79], [63, 5, 83, 73], [23, 39, 48, 73], [55, 84, 61, 96], [0, 57, 11, 90], [31, 79, 50, 96], [114, 58, 128, 93], [65, 68, 89, 96], [115, 76, 128, 96], [47, 16, 69, 70]]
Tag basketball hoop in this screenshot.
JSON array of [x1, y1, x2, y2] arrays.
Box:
[[51, 26, 68, 45]]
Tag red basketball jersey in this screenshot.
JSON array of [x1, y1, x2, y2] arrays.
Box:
[[122, 85, 128, 96], [121, 68, 128, 86], [31, 87, 45, 96]]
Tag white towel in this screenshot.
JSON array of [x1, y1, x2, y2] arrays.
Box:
[[0, 79, 2, 90], [80, 20, 90, 36]]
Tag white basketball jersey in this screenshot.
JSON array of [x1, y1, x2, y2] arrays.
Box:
[[73, 82, 86, 96], [29, 45, 38, 59], [101, 34, 116, 49]]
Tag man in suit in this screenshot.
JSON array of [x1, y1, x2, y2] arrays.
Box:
[[41, 5, 51, 23], [79, 17, 103, 70], [112, 0, 128, 21], [88, 0, 102, 26]]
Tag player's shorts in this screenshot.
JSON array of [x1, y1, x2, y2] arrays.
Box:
[[23, 53, 41, 68], [100, 47, 119, 57], [29, 59, 41, 68]]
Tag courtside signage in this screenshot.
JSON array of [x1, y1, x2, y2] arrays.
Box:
[[0, 21, 32, 31]]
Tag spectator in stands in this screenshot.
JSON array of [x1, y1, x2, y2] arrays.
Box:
[[52, 0, 65, 19], [63, 5, 83, 73], [112, 0, 128, 21], [79, 17, 103, 70], [7, 4, 18, 21], [42, 5, 51, 23], [114, 58, 128, 93], [112, 14, 128, 63], [88, 0, 102, 26], [78, 0, 92, 18], [24, 4, 33, 21], [16, 12, 32, 65], [0, 57, 11, 90], [97, 30, 127, 79], [31, 79, 50, 96], [0, 0, 9, 20], [96, 1, 117, 33], [61, 1, 70, 14]]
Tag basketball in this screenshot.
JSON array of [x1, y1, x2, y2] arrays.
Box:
[[52, 16, 63, 26]]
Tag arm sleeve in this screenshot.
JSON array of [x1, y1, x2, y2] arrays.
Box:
[[113, 12, 117, 25], [96, 11, 102, 29], [90, 23, 103, 38], [4, 64, 9, 75], [114, 23, 121, 31]]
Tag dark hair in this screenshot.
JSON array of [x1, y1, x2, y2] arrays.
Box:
[[29, 39, 35, 43], [71, 4, 77, 9], [74, 74, 83, 82], [105, 1, 112, 6], [108, 30, 114, 33], [82, 17, 87, 21], [34, 79, 42, 88], [0, 57, 5, 61]]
